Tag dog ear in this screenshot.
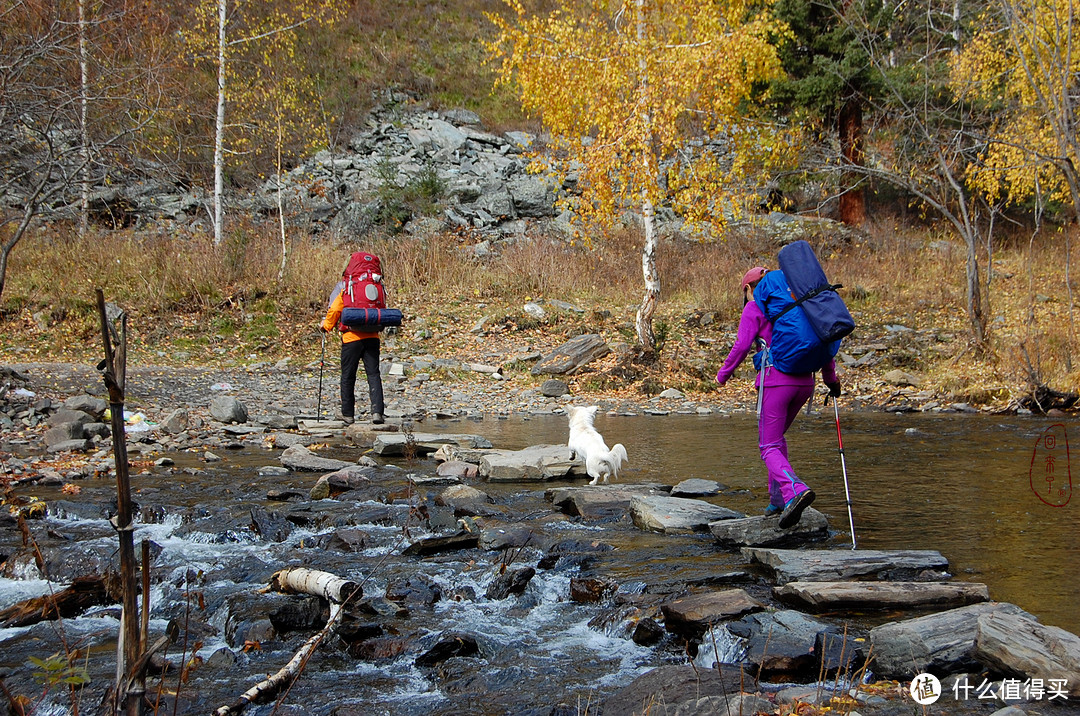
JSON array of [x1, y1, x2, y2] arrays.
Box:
[[587, 405, 599, 416]]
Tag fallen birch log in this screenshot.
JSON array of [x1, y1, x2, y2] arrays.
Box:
[[214, 569, 361, 715], [269, 567, 362, 604], [214, 603, 343, 716]]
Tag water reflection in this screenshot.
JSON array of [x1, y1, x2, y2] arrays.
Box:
[[430, 410, 1080, 634]]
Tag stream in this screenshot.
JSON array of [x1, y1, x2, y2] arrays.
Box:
[[1, 409, 1077, 714]]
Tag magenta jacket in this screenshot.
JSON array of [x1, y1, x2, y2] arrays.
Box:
[[716, 301, 838, 387]]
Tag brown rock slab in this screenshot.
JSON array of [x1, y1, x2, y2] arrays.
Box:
[[775, 580, 990, 610], [660, 588, 763, 634]]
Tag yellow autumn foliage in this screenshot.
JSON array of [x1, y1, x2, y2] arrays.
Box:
[[487, 0, 794, 235], [953, 0, 1080, 206]]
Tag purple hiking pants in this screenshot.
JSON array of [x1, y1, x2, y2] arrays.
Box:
[[759, 382, 814, 508]]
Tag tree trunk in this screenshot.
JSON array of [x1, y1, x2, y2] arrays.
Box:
[[216, 567, 360, 715], [97, 292, 142, 716], [838, 98, 866, 226], [633, 0, 659, 357], [636, 196, 659, 356], [78, 0, 90, 239], [215, 604, 342, 715], [276, 115, 287, 282], [213, 0, 227, 245], [269, 568, 362, 604], [964, 233, 987, 347]]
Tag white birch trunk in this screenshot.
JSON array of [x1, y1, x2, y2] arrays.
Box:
[[214, 603, 343, 715], [214, 567, 361, 714], [213, 0, 227, 245], [634, 0, 659, 356], [276, 117, 287, 282], [79, 0, 90, 239], [269, 567, 362, 604], [636, 197, 659, 355]]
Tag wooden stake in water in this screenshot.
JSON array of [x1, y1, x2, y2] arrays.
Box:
[[97, 289, 143, 715]]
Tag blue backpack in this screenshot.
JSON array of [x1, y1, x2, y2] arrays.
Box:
[[754, 240, 855, 374]]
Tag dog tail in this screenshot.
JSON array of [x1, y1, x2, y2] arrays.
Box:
[[601, 443, 628, 479]]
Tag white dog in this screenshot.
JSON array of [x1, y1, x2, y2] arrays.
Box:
[[567, 405, 628, 485]]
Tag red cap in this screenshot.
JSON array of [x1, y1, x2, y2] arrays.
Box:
[[741, 267, 768, 290]]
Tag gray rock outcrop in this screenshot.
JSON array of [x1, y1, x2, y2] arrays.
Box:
[[870, 602, 1031, 679], [775, 580, 990, 611], [743, 548, 950, 585], [973, 611, 1080, 696]]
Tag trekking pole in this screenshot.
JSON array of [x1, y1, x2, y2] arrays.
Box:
[[829, 395, 857, 550], [317, 331, 325, 422]]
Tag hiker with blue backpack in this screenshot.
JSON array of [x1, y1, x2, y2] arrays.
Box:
[[716, 241, 855, 529], [320, 251, 402, 425]]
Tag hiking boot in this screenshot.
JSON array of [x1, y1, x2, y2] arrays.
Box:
[[371, 412, 385, 425], [763, 503, 782, 517], [778, 489, 815, 529], [337, 414, 355, 425]]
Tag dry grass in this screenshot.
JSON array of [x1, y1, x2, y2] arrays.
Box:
[[2, 216, 1079, 404]]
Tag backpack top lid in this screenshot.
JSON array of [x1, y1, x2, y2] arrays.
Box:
[[777, 240, 828, 298], [776, 239, 855, 344], [343, 252, 381, 280]]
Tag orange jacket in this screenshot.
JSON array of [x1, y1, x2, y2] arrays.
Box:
[[322, 292, 380, 343]]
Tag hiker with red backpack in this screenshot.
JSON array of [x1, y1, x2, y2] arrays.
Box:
[[320, 251, 401, 425], [715, 241, 854, 529]]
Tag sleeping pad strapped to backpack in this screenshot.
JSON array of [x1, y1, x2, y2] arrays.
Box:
[[335, 252, 403, 332], [753, 240, 855, 374]]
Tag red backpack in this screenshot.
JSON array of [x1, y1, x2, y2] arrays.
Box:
[[341, 252, 386, 310], [334, 252, 401, 332]]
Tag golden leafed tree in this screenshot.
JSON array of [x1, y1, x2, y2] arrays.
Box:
[[488, 0, 790, 356]]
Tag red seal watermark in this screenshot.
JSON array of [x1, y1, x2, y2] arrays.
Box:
[[1030, 424, 1072, 507]]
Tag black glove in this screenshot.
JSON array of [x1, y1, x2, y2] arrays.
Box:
[[825, 381, 842, 398]]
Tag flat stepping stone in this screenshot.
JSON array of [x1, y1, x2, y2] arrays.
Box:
[[631, 495, 744, 534], [278, 444, 354, 472], [743, 548, 949, 585], [709, 509, 830, 549], [372, 432, 493, 457], [546, 484, 668, 518], [298, 419, 345, 431], [223, 425, 265, 435], [481, 445, 577, 481], [660, 588, 764, 634], [670, 479, 724, 497], [775, 580, 990, 610]]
